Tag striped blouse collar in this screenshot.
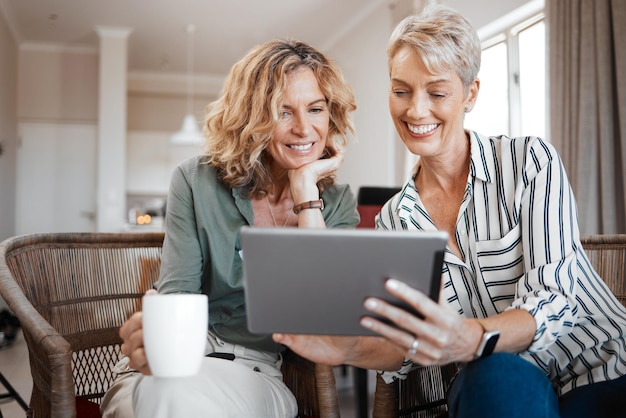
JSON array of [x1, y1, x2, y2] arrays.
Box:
[[393, 130, 495, 225], [468, 130, 494, 184]]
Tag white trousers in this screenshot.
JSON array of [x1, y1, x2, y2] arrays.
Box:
[[100, 333, 298, 418]]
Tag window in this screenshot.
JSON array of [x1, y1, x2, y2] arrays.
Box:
[[465, 3, 546, 140], [467, 39, 510, 137], [517, 19, 546, 138]]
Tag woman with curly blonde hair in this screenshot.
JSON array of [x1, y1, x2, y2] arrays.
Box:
[[205, 39, 357, 197], [101, 39, 359, 418]]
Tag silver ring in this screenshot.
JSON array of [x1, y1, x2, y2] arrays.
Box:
[[407, 337, 419, 356]]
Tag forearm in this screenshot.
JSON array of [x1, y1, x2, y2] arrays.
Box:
[[272, 333, 405, 371], [479, 309, 535, 355], [290, 172, 326, 228], [344, 336, 406, 371]]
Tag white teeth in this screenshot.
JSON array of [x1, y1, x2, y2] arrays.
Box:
[[408, 123, 438, 135], [288, 143, 313, 151]]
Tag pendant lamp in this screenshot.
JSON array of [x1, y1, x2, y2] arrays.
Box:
[[170, 23, 203, 145]]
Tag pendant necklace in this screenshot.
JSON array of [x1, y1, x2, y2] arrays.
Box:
[[266, 195, 291, 227]]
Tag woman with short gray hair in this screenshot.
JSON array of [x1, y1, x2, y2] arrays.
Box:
[[276, 5, 626, 417]]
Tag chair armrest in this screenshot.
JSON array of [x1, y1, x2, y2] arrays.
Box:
[[0, 262, 76, 417], [314, 364, 339, 418], [372, 373, 398, 418]]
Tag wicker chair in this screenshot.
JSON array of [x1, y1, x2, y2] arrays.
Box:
[[0, 232, 339, 418], [579, 234, 626, 306], [372, 234, 626, 418]]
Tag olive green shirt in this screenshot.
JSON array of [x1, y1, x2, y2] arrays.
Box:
[[156, 155, 360, 352]]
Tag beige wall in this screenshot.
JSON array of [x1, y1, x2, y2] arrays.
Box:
[[0, 10, 17, 242], [128, 94, 210, 131], [127, 73, 223, 131], [18, 47, 98, 121], [447, 0, 532, 29], [0, 9, 16, 308], [16, 47, 219, 132], [330, 1, 397, 189]]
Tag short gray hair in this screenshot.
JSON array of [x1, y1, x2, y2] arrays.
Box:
[[388, 4, 481, 90]]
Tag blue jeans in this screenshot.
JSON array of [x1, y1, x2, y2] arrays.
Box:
[[559, 371, 626, 417], [447, 353, 626, 418]]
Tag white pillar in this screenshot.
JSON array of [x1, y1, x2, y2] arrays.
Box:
[[95, 26, 132, 232]]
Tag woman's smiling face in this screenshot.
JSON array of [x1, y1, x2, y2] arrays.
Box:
[[388, 46, 477, 158], [266, 66, 330, 171]]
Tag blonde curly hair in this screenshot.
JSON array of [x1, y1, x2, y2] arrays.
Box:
[[203, 39, 357, 198]]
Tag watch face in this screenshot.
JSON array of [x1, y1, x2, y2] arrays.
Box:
[[481, 331, 500, 357]]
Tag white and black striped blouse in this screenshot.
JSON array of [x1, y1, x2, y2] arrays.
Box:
[[377, 131, 626, 395]]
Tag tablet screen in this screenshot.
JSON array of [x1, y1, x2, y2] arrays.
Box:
[[240, 226, 448, 335]]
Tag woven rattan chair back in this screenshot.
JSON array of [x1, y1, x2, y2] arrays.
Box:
[[580, 234, 626, 307], [0, 233, 162, 417], [0, 232, 338, 418], [372, 234, 626, 418]]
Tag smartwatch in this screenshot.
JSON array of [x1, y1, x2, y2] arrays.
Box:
[[474, 328, 500, 360]]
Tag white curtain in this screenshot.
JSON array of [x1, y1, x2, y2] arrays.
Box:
[[547, 0, 626, 234]]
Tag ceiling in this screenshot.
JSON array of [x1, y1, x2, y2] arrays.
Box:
[[1, 0, 534, 78], [1, 0, 387, 76]]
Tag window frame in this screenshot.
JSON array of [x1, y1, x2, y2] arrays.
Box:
[[476, 0, 546, 138]]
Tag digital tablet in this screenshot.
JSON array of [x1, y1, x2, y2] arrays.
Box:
[[240, 226, 448, 336]]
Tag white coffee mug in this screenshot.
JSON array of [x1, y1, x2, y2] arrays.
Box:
[[142, 293, 208, 378]]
